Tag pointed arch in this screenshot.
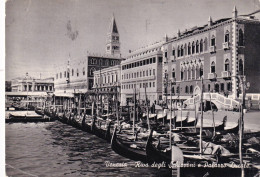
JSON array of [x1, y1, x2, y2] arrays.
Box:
[[211, 61, 216, 73], [225, 59, 230, 71]]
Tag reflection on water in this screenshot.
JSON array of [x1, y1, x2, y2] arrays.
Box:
[[6, 121, 172, 177]]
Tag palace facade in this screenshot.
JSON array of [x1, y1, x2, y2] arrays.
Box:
[[161, 7, 260, 108]]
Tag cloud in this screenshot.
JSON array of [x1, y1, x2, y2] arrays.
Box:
[[66, 20, 79, 41]]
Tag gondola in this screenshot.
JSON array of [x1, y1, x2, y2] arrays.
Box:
[[111, 126, 150, 163], [179, 116, 227, 136], [93, 117, 112, 141], [145, 129, 171, 164], [81, 114, 95, 133]]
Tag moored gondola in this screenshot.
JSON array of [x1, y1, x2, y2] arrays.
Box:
[[111, 126, 150, 163]]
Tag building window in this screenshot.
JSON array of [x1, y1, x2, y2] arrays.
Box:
[[153, 69, 155, 75], [221, 83, 224, 92], [196, 40, 199, 53], [211, 35, 216, 46], [185, 86, 189, 93], [200, 65, 204, 77], [177, 86, 180, 94], [184, 44, 187, 55], [153, 82, 155, 87], [239, 59, 243, 75], [181, 69, 184, 80], [64, 71, 66, 77], [181, 45, 184, 56], [177, 46, 180, 57], [211, 61, 216, 73], [150, 70, 152, 76], [140, 83, 142, 88], [172, 68, 175, 78], [227, 82, 232, 91], [171, 87, 175, 94], [153, 57, 156, 63], [164, 51, 168, 58], [215, 83, 219, 92], [238, 29, 244, 46], [56, 74, 58, 79], [172, 48, 175, 56], [77, 69, 79, 77], [158, 57, 163, 63], [224, 59, 230, 71], [149, 82, 151, 87], [83, 67, 85, 75], [190, 85, 193, 94], [60, 72, 62, 78], [72, 69, 74, 76], [200, 39, 203, 52], [143, 71, 145, 77], [90, 68, 96, 76], [67, 70, 70, 78], [192, 42, 195, 54], [188, 43, 191, 55], [225, 31, 229, 43]]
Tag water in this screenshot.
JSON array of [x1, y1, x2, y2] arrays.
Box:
[[6, 121, 172, 177]]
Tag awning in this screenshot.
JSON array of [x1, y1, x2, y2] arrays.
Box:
[[5, 92, 48, 97], [54, 92, 74, 97]]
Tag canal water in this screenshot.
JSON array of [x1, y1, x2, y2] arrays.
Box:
[[6, 121, 172, 177]]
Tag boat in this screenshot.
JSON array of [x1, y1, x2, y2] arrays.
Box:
[[111, 126, 150, 163], [6, 113, 53, 123], [81, 113, 93, 133], [93, 117, 112, 141], [179, 116, 227, 136]]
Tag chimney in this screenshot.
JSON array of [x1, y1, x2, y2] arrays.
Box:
[[177, 29, 181, 37], [164, 33, 168, 42], [233, 6, 238, 18], [208, 16, 213, 26]]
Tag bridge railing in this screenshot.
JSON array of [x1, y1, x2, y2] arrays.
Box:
[[183, 92, 240, 109]]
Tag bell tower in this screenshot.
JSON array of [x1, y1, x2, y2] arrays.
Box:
[[106, 14, 120, 57]]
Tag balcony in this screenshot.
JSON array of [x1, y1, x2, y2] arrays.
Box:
[[210, 46, 216, 53], [222, 42, 230, 50], [221, 71, 231, 79], [208, 73, 217, 81]]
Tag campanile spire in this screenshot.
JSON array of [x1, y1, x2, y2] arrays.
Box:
[[106, 14, 120, 57]]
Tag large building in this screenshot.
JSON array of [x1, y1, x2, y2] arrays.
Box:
[[120, 41, 164, 106], [93, 64, 121, 93], [6, 73, 54, 103], [54, 15, 123, 95], [11, 72, 54, 93], [161, 7, 260, 109]]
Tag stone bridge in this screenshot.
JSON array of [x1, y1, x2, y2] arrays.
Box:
[[183, 93, 240, 110]]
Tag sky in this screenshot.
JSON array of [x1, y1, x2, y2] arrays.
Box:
[[5, 0, 260, 80]]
